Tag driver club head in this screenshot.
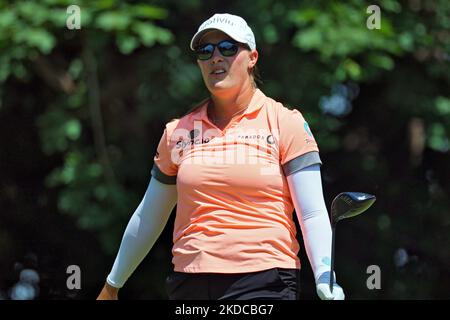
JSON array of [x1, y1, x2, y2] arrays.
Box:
[[331, 192, 376, 227]]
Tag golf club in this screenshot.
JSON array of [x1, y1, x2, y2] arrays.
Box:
[[329, 192, 376, 293]]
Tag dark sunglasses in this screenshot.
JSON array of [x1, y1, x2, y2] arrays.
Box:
[[194, 40, 248, 61]]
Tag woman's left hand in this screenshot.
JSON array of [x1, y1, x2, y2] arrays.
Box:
[[316, 271, 345, 300]]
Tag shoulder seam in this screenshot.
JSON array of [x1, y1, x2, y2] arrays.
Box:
[[179, 97, 210, 119]]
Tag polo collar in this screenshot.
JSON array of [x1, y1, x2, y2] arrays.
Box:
[[192, 89, 267, 122]]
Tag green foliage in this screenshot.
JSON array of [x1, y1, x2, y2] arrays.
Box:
[[0, 0, 449, 299], [0, 1, 175, 267], [0, 1, 173, 80], [289, 1, 402, 83]]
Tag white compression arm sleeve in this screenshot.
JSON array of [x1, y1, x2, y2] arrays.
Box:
[[287, 164, 332, 282], [106, 177, 178, 288]]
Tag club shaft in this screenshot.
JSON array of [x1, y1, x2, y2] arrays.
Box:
[[330, 225, 336, 293]]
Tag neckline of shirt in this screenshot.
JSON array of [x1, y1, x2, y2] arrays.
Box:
[[192, 89, 267, 134]]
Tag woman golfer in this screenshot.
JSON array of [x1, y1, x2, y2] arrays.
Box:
[[97, 13, 345, 300]]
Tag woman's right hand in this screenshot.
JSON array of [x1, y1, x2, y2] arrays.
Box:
[[97, 282, 119, 300]]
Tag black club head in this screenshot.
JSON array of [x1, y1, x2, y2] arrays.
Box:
[[331, 192, 376, 227]]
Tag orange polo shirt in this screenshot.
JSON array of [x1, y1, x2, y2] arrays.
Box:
[[151, 89, 322, 273]]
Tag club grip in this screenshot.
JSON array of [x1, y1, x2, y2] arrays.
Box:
[[329, 226, 336, 292]]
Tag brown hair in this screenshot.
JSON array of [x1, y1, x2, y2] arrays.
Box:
[[250, 64, 262, 88]]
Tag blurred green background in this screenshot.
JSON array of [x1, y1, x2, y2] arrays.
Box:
[[0, 0, 449, 300]]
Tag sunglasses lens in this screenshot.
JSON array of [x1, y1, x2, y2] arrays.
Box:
[[196, 44, 214, 60], [195, 41, 240, 60], [218, 41, 238, 56]]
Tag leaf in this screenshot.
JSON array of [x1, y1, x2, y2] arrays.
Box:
[[13, 28, 56, 54], [380, 0, 402, 13], [132, 22, 173, 46], [263, 24, 278, 44], [32, 29, 56, 54], [129, 4, 168, 20], [68, 59, 83, 79], [398, 32, 414, 51], [116, 34, 139, 54], [336, 59, 362, 81], [428, 123, 450, 152], [292, 28, 322, 50], [0, 10, 16, 28], [368, 53, 395, 70], [155, 28, 173, 45], [435, 97, 450, 115], [132, 22, 156, 46], [96, 11, 131, 31], [288, 8, 319, 26], [48, 8, 73, 27], [65, 119, 81, 140], [43, 0, 77, 5], [16, 1, 48, 25], [94, 0, 117, 10]]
